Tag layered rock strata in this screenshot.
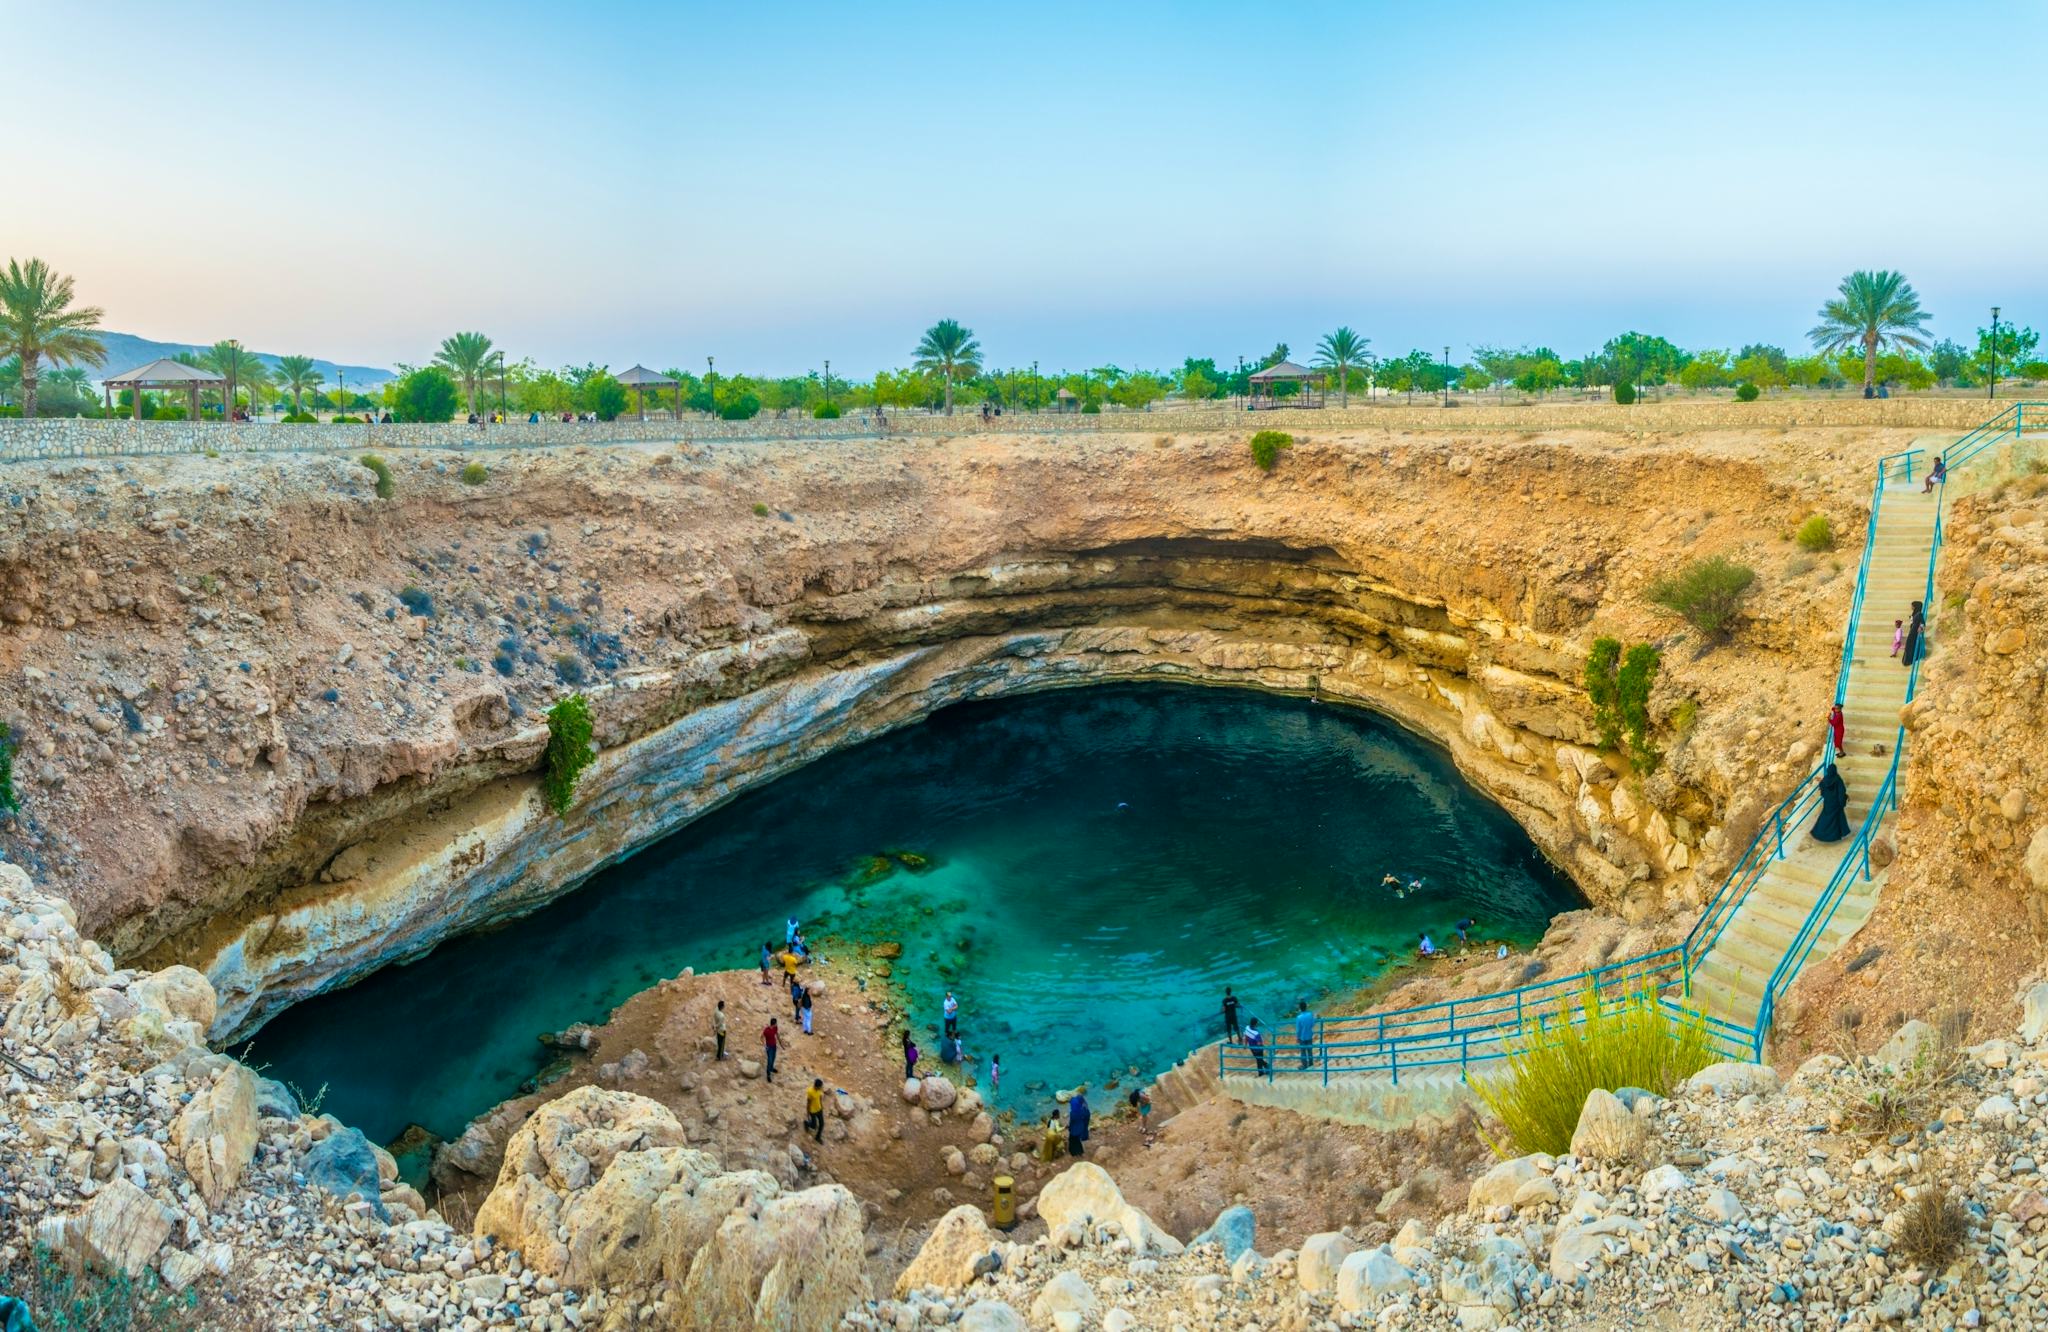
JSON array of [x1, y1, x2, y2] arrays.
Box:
[[0, 428, 1873, 1031]]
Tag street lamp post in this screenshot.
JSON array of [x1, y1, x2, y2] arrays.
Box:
[[1990, 306, 2001, 401], [1442, 346, 1452, 408], [494, 351, 507, 419], [823, 358, 831, 408]]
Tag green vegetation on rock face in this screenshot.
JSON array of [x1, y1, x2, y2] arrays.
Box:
[[1584, 638, 1662, 773], [543, 693, 596, 815], [0, 721, 18, 814], [1474, 986, 1716, 1156], [460, 462, 489, 485], [357, 454, 396, 498], [1249, 430, 1293, 471], [1647, 555, 1756, 639], [357, 453, 394, 499], [1796, 514, 1834, 551]]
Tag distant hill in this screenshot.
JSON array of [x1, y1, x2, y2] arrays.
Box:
[[76, 332, 395, 388]]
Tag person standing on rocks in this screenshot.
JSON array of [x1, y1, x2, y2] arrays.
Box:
[[902, 1030, 920, 1082], [763, 1018, 780, 1083], [760, 941, 774, 986], [1222, 987, 1241, 1041], [789, 973, 805, 1022], [714, 1000, 727, 1061], [805, 1078, 826, 1143], [1067, 1091, 1091, 1157], [943, 991, 960, 1038], [801, 989, 814, 1036]]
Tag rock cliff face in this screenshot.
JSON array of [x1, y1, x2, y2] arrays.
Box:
[[0, 427, 1882, 1032]]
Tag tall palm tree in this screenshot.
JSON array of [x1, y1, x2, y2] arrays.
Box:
[[275, 354, 324, 415], [1808, 270, 1932, 394], [434, 331, 495, 418], [1314, 327, 1371, 408], [0, 258, 106, 419], [913, 319, 982, 415], [202, 340, 263, 419]]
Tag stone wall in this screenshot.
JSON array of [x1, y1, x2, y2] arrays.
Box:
[[0, 395, 2008, 461]]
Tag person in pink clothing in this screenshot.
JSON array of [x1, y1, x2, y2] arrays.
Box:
[[1890, 619, 1904, 656]]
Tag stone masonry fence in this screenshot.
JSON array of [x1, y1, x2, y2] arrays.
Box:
[[0, 397, 2007, 463]]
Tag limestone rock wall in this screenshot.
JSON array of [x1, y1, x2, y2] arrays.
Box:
[[0, 427, 1876, 1032]]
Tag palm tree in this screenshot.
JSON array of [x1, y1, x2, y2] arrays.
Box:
[[201, 340, 263, 419], [434, 331, 495, 418], [0, 258, 106, 419], [913, 319, 982, 415], [275, 354, 324, 415], [1808, 270, 1932, 394], [1314, 327, 1371, 408]]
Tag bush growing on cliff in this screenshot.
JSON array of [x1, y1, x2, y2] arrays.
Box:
[[0, 721, 18, 814], [1735, 381, 1761, 402], [1796, 513, 1834, 551], [1584, 638, 1662, 772], [1612, 382, 1636, 405], [543, 693, 596, 815], [1474, 985, 1716, 1156], [357, 453, 394, 499], [460, 461, 489, 485], [1249, 430, 1293, 471], [1647, 556, 1756, 639]]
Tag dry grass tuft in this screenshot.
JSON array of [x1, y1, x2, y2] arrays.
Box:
[[1896, 1183, 1970, 1269]]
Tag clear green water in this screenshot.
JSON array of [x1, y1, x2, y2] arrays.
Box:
[[247, 685, 1578, 1146]]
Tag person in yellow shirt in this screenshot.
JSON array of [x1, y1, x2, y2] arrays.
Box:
[[804, 1079, 826, 1143]]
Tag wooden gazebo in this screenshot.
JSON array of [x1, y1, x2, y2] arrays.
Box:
[[102, 358, 227, 421], [1054, 387, 1080, 414], [1247, 360, 1326, 410], [615, 365, 679, 420]]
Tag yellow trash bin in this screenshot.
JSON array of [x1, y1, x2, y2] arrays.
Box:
[[991, 1175, 1016, 1230]]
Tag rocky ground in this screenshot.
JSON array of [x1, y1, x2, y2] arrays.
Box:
[[860, 979, 2048, 1332]]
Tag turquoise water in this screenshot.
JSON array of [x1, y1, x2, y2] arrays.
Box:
[[247, 685, 1578, 1145]]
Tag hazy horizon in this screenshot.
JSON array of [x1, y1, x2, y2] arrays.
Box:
[[7, 0, 2043, 377]]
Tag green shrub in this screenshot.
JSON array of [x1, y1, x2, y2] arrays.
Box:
[[752, 502, 770, 516], [1249, 430, 1294, 471], [1613, 382, 1637, 405], [1646, 555, 1756, 638], [460, 462, 489, 486], [280, 411, 318, 423], [718, 392, 762, 421], [1584, 638, 1661, 771], [813, 401, 841, 419], [0, 721, 18, 814], [1584, 637, 1622, 752], [330, 414, 364, 424], [392, 366, 460, 422], [1081, 401, 1101, 414], [1735, 381, 1760, 402], [1473, 985, 1716, 1157], [543, 694, 596, 815], [1, 1244, 202, 1329], [357, 453, 395, 499], [1670, 697, 1699, 736], [1795, 514, 1833, 551]]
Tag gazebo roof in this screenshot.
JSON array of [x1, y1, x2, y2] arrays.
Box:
[[1248, 360, 1318, 382], [103, 358, 226, 387], [1055, 387, 1078, 399], [614, 364, 678, 387]]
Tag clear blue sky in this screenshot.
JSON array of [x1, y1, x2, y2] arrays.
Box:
[[5, 0, 2042, 375]]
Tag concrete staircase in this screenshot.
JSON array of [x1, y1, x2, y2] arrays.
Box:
[[1688, 479, 1935, 1029], [1147, 1043, 1222, 1119]]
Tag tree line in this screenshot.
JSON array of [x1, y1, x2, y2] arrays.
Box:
[[4, 261, 2042, 421]]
